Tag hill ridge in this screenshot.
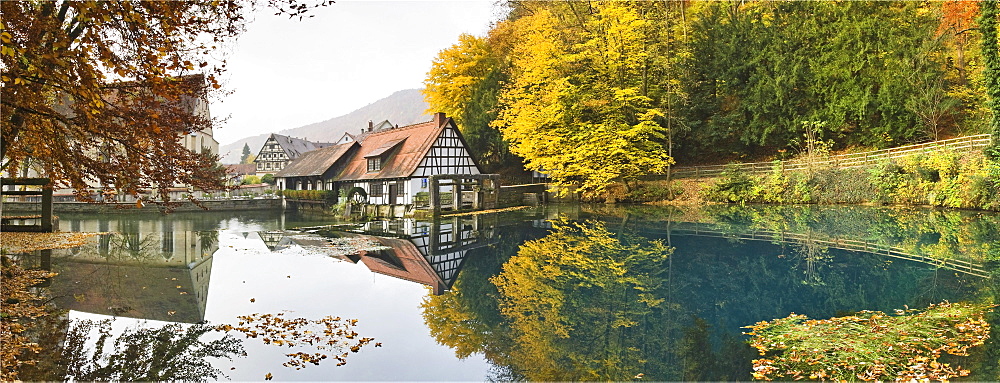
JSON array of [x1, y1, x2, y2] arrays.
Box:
[[218, 88, 428, 164]]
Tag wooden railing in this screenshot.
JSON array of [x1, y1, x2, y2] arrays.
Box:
[[1, 178, 55, 232], [668, 134, 994, 179]]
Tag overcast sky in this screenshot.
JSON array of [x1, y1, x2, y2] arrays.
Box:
[[212, 1, 502, 145]]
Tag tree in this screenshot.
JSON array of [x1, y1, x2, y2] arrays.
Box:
[[241, 143, 253, 164], [424, 31, 514, 172], [1, 1, 330, 203], [494, 5, 674, 195], [981, 0, 1000, 160]]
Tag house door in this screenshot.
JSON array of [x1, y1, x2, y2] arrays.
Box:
[[388, 183, 398, 205]]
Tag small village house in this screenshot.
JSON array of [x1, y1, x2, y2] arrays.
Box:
[[254, 134, 334, 175]]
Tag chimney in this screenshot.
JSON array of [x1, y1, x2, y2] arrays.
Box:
[[368, 120, 374, 132], [433, 112, 446, 126]]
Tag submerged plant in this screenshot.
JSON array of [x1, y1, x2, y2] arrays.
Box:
[[745, 301, 993, 381]]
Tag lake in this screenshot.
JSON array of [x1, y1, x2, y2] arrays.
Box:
[[14, 204, 1000, 381]]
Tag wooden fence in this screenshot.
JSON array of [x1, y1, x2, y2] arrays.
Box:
[[668, 134, 994, 179], [1, 178, 55, 232]]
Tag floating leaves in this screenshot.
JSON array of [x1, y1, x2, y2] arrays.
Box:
[[1, 260, 57, 381], [745, 301, 994, 381], [0, 232, 104, 253], [216, 312, 375, 370]]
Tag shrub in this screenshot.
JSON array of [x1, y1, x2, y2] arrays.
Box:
[[260, 173, 275, 185], [703, 164, 756, 203], [241, 175, 261, 185], [626, 182, 683, 202], [753, 161, 788, 203], [281, 189, 337, 201]]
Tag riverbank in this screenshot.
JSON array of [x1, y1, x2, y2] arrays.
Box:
[[618, 149, 1000, 212]]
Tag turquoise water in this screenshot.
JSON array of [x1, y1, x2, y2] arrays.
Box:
[[18, 205, 1000, 381]]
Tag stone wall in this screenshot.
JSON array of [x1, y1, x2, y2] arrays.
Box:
[[498, 183, 548, 208], [2, 198, 281, 213]]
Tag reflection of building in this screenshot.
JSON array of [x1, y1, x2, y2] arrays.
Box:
[[258, 230, 287, 251], [268, 216, 497, 295], [49, 217, 218, 323], [345, 216, 496, 294]]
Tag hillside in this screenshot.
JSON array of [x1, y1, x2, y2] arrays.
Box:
[[218, 88, 429, 164]]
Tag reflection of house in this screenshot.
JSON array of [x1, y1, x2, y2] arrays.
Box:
[[275, 113, 482, 206], [336, 216, 495, 294], [264, 217, 496, 295], [259, 230, 287, 251], [48, 217, 218, 323], [254, 134, 334, 175]]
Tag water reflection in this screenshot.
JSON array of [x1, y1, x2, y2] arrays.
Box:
[[422, 205, 999, 381], [49, 217, 218, 323], [301, 215, 500, 295], [6, 205, 997, 381]]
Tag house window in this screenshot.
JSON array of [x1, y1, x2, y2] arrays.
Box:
[[367, 157, 381, 172], [371, 182, 384, 197]]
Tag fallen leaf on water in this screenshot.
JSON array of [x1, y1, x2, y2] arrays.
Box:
[[250, 298, 256, 303], [167, 311, 176, 316], [0, 232, 105, 253], [265, 373, 273, 380]]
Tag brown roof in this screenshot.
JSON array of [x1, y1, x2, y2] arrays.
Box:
[[336, 117, 449, 181], [275, 142, 357, 178]]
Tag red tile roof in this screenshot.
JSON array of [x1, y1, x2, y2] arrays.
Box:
[[336, 117, 449, 181]]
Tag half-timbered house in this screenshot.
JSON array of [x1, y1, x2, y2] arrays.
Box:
[[254, 134, 334, 175], [275, 112, 482, 206]]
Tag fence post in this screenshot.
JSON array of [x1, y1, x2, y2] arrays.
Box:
[[41, 185, 53, 232]]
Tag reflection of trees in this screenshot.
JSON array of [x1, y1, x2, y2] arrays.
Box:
[[197, 230, 218, 254], [588, 204, 1000, 264], [424, 206, 996, 381], [17, 313, 378, 381], [91, 233, 162, 263], [791, 231, 831, 287], [491, 220, 671, 381], [20, 319, 243, 381]]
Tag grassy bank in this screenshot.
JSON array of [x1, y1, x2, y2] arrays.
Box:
[[698, 150, 1000, 211]]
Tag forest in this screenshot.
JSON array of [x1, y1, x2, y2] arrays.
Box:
[[424, 0, 1000, 197]]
